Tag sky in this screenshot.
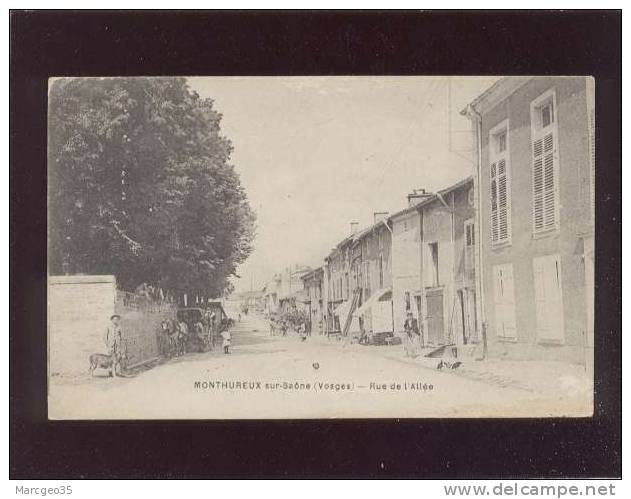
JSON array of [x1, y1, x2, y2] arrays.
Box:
[[188, 76, 499, 294]]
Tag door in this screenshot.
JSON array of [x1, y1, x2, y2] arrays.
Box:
[[457, 290, 467, 345], [493, 264, 516, 339], [464, 288, 478, 342], [533, 254, 564, 342], [426, 289, 444, 345], [463, 219, 476, 285], [414, 294, 424, 345]]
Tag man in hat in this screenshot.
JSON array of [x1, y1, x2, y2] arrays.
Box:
[[104, 314, 125, 377]]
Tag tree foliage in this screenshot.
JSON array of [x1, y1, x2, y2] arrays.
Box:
[[48, 77, 256, 298]]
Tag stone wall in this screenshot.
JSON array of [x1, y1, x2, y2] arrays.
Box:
[[48, 275, 117, 378], [48, 275, 176, 378], [115, 291, 176, 367]]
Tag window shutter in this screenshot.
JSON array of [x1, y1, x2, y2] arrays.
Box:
[[533, 137, 545, 230], [497, 159, 509, 240], [493, 264, 516, 339], [502, 265, 516, 337], [533, 257, 548, 336], [589, 108, 595, 218], [490, 163, 499, 242], [534, 255, 565, 341]]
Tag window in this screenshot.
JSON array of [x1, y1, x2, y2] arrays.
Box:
[[541, 101, 554, 128], [498, 131, 507, 152], [428, 242, 439, 287], [378, 254, 384, 288], [493, 264, 516, 339], [531, 89, 559, 233], [465, 220, 475, 247], [404, 291, 411, 312], [489, 120, 511, 244]]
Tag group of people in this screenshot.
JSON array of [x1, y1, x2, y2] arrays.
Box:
[[101, 309, 235, 379], [157, 318, 203, 357], [269, 315, 311, 341], [156, 312, 234, 356]]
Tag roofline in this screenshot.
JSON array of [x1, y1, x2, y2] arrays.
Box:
[[460, 77, 532, 117], [388, 176, 473, 222], [437, 175, 473, 196]]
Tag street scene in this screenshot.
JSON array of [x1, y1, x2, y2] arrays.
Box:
[[47, 76, 595, 419], [49, 304, 591, 419]]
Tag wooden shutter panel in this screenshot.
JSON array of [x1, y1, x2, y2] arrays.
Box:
[[589, 108, 595, 218], [533, 138, 545, 230], [534, 255, 564, 341], [502, 265, 516, 337], [542, 132, 556, 229], [498, 159, 508, 240], [493, 266, 505, 337], [490, 162, 499, 242], [533, 257, 548, 337], [493, 264, 516, 338]]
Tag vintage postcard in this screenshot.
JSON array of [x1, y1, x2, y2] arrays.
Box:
[[47, 76, 595, 419]]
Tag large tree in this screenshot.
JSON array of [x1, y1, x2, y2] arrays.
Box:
[[48, 77, 255, 299]]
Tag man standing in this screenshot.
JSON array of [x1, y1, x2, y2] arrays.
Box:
[[105, 314, 125, 377]]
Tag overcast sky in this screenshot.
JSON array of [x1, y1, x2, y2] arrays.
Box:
[[188, 76, 499, 294]]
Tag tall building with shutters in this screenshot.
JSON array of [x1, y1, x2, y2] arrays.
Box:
[[462, 77, 595, 369]]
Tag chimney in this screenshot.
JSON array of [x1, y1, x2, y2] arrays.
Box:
[[373, 211, 389, 224], [407, 188, 433, 207], [350, 221, 359, 235]]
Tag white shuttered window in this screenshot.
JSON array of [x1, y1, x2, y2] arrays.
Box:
[[489, 120, 511, 244], [531, 89, 560, 233], [533, 254, 565, 342]]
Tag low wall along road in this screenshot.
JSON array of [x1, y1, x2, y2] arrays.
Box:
[[48, 275, 176, 378]]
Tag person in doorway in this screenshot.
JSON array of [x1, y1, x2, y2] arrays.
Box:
[[238, 313, 241, 322], [221, 327, 232, 354], [404, 312, 420, 357], [104, 314, 126, 376]]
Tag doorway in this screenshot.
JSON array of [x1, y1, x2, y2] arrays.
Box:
[[426, 288, 444, 345]]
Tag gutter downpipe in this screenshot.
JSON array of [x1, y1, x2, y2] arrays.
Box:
[[419, 207, 425, 347], [468, 103, 487, 360]]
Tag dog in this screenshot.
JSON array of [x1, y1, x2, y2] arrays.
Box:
[[436, 360, 462, 370], [89, 353, 114, 377]]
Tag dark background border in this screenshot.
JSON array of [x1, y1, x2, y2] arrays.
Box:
[[10, 10, 622, 479]]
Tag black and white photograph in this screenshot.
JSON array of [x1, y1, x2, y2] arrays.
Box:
[[47, 75, 595, 419], [10, 9, 621, 482]]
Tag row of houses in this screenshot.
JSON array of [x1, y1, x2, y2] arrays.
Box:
[[262, 265, 312, 316], [265, 76, 595, 369]]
